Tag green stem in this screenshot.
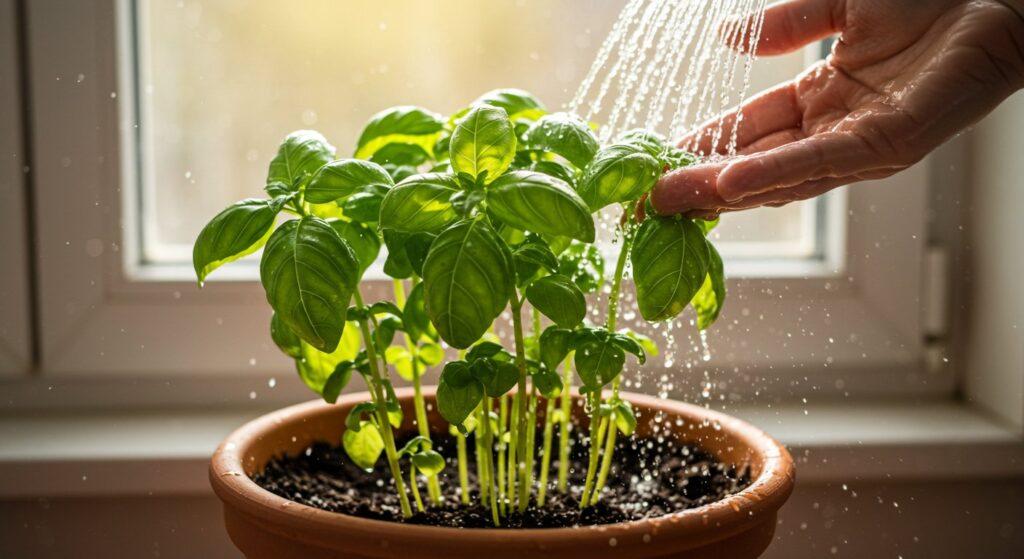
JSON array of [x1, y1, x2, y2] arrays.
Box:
[[353, 290, 413, 519], [510, 290, 531, 513], [393, 279, 441, 504], [475, 403, 489, 505], [410, 467, 424, 513], [556, 357, 574, 493], [507, 391, 518, 512], [456, 432, 470, 505], [590, 409, 619, 504], [497, 394, 508, 516], [579, 393, 603, 509], [482, 397, 500, 526], [525, 390, 538, 503], [537, 395, 557, 506], [585, 212, 637, 504]]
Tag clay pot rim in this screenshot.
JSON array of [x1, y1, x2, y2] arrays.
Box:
[[210, 387, 794, 551]]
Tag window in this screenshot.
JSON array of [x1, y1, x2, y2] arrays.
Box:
[[129, 0, 832, 281], [17, 0, 943, 408]]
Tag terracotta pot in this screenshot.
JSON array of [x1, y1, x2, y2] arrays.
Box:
[[211, 387, 794, 559]]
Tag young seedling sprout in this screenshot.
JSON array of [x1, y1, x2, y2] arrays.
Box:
[[193, 89, 726, 525]]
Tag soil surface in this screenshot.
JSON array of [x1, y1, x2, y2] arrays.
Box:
[[254, 430, 750, 528]]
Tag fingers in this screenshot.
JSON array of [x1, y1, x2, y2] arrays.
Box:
[[649, 162, 729, 216], [717, 132, 876, 202], [724, 0, 845, 56], [679, 83, 802, 156]]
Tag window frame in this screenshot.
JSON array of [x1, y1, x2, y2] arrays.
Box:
[[15, 0, 951, 409], [0, 0, 33, 378]]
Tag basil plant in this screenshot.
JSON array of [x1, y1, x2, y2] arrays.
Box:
[[193, 88, 726, 524]]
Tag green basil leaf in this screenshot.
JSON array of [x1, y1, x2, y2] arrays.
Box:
[[270, 312, 302, 359], [404, 232, 435, 277], [260, 217, 359, 352], [322, 361, 354, 404], [525, 113, 599, 168], [613, 400, 637, 435], [327, 219, 381, 276], [379, 173, 460, 233], [436, 361, 484, 426], [422, 219, 512, 349], [578, 144, 662, 211], [532, 367, 563, 398], [355, 106, 444, 160], [525, 274, 586, 328], [295, 327, 360, 397], [340, 184, 388, 224], [558, 241, 605, 293], [539, 326, 573, 371], [367, 301, 403, 317], [267, 130, 335, 191], [411, 450, 446, 477], [530, 160, 578, 188], [619, 328, 659, 357], [305, 159, 394, 204], [466, 341, 505, 361], [382, 230, 413, 279], [695, 218, 719, 236], [618, 129, 696, 170], [574, 329, 625, 391], [385, 345, 415, 382], [609, 332, 646, 364], [631, 216, 711, 321], [369, 142, 430, 167], [343, 420, 384, 471], [403, 282, 432, 342], [345, 402, 378, 432], [512, 237, 559, 286], [449, 105, 516, 185], [374, 315, 403, 350], [470, 88, 546, 122], [417, 342, 444, 367], [485, 171, 595, 242], [193, 197, 286, 285], [471, 357, 519, 397], [398, 435, 433, 457], [692, 240, 726, 330]]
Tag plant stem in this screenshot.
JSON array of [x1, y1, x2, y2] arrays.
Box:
[[410, 467, 424, 513], [482, 397, 501, 527], [353, 290, 413, 519], [525, 390, 538, 503], [393, 279, 441, 504], [497, 394, 508, 516], [510, 290, 531, 513], [537, 395, 557, 506], [507, 391, 518, 512], [579, 392, 603, 509], [456, 431, 470, 505], [475, 403, 489, 505], [590, 411, 619, 504], [585, 211, 637, 505], [556, 357, 574, 493]]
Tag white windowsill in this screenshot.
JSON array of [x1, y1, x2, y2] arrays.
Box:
[[1, 400, 1021, 499]]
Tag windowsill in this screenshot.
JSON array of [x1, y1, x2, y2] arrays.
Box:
[[1, 400, 1021, 499]]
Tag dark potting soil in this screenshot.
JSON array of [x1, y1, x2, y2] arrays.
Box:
[[253, 429, 751, 529]]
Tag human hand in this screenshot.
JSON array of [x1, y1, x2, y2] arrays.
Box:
[[650, 0, 1024, 219]]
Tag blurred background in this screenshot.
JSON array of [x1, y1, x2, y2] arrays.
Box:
[[1, 0, 1022, 557]]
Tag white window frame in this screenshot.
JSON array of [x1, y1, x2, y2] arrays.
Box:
[[0, 0, 33, 379], [10, 0, 957, 410]]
